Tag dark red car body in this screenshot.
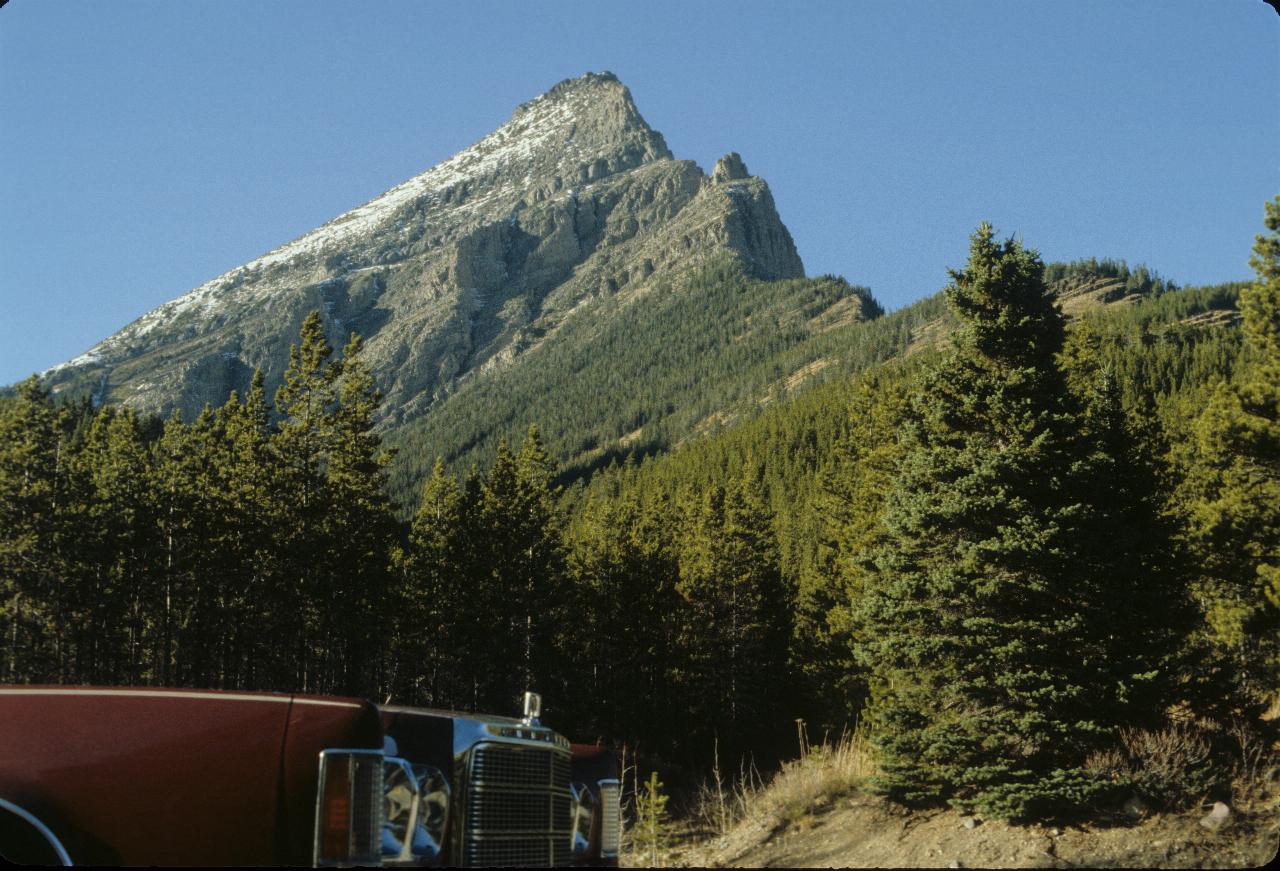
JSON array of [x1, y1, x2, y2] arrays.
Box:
[[0, 686, 620, 867]]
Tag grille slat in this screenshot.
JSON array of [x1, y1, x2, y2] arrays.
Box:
[[466, 790, 573, 833], [464, 742, 572, 867]]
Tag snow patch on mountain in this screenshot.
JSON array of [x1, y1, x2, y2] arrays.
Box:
[[43, 75, 622, 374]]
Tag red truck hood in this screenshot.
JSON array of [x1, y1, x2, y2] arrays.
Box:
[[0, 686, 381, 866]]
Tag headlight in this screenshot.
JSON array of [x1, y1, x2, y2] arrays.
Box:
[[570, 782, 596, 857], [381, 757, 450, 863], [598, 779, 621, 858], [314, 749, 384, 867]]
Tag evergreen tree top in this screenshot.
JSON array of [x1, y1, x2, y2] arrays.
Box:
[[1243, 196, 1280, 365], [946, 223, 1063, 369]]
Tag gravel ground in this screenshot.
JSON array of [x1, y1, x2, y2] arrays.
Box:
[[656, 793, 1279, 869]]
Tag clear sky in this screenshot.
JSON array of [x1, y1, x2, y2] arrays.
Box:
[[1, 0, 1277, 385]]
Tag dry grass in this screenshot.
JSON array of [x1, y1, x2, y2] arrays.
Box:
[[692, 723, 881, 837]]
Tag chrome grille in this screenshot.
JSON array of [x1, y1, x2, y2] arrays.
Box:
[[466, 789, 573, 831], [463, 742, 572, 867], [465, 838, 574, 867], [472, 744, 572, 787]]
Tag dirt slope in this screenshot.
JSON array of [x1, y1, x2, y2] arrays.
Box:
[[668, 796, 1279, 868]]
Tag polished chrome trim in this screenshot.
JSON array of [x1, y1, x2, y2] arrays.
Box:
[[0, 798, 73, 866], [569, 782, 595, 858], [382, 757, 450, 863], [521, 691, 542, 726], [596, 779, 621, 858], [458, 739, 573, 866]]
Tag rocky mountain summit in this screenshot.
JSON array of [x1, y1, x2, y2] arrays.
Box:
[[42, 72, 806, 424]]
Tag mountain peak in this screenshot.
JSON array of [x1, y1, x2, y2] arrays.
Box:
[[519, 70, 624, 112], [506, 71, 671, 167], [41, 72, 804, 426]]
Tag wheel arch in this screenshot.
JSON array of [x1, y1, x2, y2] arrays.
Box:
[[0, 797, 73, 865]]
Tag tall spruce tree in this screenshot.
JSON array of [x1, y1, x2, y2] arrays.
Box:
[[852, 224, 1114, 819], [324, 333, 397, 696], [677, 477, 791, 762], [272, 313, 341, 690], [215, 372, 278, 688], [1067, 349, 1193, 725], [394, 458, 467, 706], [1180, 196, 1280, 710], [0, 378, 73, 681], [1058, 319, 1196, 716]]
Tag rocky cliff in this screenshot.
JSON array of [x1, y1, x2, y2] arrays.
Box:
[[42, 72, 806, 423]]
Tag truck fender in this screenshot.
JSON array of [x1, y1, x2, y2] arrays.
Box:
[[0, 798, 73, 865]]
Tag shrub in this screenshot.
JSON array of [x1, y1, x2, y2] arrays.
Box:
[[1226, 717, 1280, 808], [1089, 725, 1223, 811], [1123, 725, 1219, 809]]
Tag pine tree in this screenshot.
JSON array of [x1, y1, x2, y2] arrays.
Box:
[[149, 406, 220, 685], [215, 371, 278, 688], [394, 458, 467, 706], [852, 224, 1114, 819], [462, 428, 568, 714], [324, 333, 397, 696], [75, 408, 155, 684], [676, 477, 790, 762], [272, 312, 341, 691], [267, 316, 398, 695], [0, 378, 73, 681], [804, 371, 910, 732], [567, 488, 683, 747], [513, 425, 569, 705], [719, 477, 792, 752], [1180, 196, 1280, 709]]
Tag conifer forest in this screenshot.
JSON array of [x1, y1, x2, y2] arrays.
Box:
[[2, 197, 1277, 821]]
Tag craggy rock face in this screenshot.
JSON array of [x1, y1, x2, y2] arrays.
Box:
[[42, 72, 804, 423]]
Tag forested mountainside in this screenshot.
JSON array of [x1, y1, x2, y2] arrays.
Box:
[[4, 198, 1276, 824], [383, 260, 881, 506], [384, 256, 1184, 507], [564, 272, 1251, 743]]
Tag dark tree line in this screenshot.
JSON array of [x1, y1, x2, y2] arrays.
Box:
[[0, 314, 396, 696], [0, 311, 792, 767]]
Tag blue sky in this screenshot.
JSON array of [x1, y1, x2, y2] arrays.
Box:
[[1, 0, 1277, 385]]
